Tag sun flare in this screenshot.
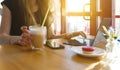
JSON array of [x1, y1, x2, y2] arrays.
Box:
[[66, 0, 90, 12]]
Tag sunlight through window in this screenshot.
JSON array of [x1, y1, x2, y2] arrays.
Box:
[[66, 0, 90, 12], [65, 0, 90, 34], [0, 0, 3, 25]]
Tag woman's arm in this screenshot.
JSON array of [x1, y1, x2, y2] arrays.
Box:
[[0, 5, 11, 34], [47, 23, 86, 40], [0, 5, 21, 44]]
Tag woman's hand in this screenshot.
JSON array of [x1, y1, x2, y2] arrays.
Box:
[[78, 31, 87, 38], [63, 31, 87, 40], [18, 26, 32, 50]]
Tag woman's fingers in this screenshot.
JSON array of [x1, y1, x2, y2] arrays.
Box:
[[63, 31, 87, 40], [79, 31, 87, 38], [20, 32, 32, 46], [21, 26, 29, 33], [19, 38, 32, 46], [17, 26, 33, 50], [21, 26, 27, 31], [18, 40, 32, 50], [21, 32, 31, 39]]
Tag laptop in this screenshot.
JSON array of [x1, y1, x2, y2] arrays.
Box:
[[64, 18, 112, 49], [92, 18, 112, 49]]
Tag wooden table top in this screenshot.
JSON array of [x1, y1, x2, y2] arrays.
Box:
[[0, 39, 119, 70]]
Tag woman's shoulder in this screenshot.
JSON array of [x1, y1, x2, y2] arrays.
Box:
[[2, 0, 16, 4], [1, 0, 19, 7], [1, 0, 20, 11]]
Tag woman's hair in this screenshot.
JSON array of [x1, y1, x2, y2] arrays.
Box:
[[21, 0, 54, 27]]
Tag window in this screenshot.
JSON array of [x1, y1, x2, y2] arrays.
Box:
[[114, 0, 120, 32], [65, 0, 90, 34], [49, 0, 61, 35], [0, 0, 3, 8], [0, 0, 3, 25], [61, 0, 112, 36]]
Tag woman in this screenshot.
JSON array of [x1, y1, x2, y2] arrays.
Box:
[[0, 0, 86, 50]]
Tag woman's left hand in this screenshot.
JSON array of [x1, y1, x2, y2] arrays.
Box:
[[63, 31, 87, 40]]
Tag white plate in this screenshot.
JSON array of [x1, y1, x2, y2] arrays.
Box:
[[71, 46, 106, 57]]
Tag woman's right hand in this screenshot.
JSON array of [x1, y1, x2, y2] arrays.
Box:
[[18, 26, 33, 50]]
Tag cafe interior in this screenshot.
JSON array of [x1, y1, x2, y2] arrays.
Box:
[[0, 0, 120, 70]]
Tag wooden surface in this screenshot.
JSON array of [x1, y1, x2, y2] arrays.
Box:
[[0, 39, 119, 70]]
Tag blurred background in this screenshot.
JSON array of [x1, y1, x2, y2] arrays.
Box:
[[0, 0, 120, 37]]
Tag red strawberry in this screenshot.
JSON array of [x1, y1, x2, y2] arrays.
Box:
[[82, 46, 95, 51]]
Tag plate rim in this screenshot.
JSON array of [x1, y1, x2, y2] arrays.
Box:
[[71, 46, 106, 57]]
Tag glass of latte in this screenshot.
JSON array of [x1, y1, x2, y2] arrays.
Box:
[[29, 26, 46, 50]]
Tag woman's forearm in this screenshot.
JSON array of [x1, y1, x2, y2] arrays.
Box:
[[47, 31, 86, 40], [0, 34, 21, 44]]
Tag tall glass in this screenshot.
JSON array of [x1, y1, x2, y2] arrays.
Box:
[[105, 38, 120, 59], [29, 26, 47, 50]]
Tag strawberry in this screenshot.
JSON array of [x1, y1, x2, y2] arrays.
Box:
[[82, 46, 95, 51]]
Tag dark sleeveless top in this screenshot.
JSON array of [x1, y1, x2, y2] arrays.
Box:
[[1, 0, 29, 36], [1, 0, 26, 36], [1, 0, 47, 36]]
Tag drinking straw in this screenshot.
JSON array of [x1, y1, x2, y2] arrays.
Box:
[[41, 6, 50, 27]]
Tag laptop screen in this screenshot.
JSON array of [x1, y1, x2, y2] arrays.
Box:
[[92, 18, 112, 49]]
